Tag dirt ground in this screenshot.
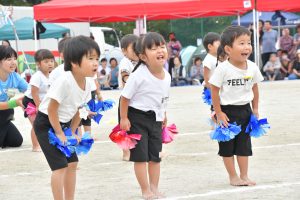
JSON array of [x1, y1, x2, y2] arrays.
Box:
[[0, 80, 300, 200]]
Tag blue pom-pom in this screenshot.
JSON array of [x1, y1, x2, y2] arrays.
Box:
[[87, 99, 114, 123], [246, 114, 270, 138], [48, 128, 74, 157], [92, 113, 103, 124], [202, 88, 212, 105], [210, 122, 241, 142], [75, 133, 94, 155]]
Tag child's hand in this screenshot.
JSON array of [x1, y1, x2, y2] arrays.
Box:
[[162, 116, 167, 128], [16, 97, 25, 108], [88, 111, 97, 118], [120, 118, 131, 131], [216, 112, 229, 128], [97, 93, 103, 101], [56, 132, 67, 145], [73, 133, 81, 144], [253, 109, 259, 119]]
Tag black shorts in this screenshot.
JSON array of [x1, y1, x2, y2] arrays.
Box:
[[128, 107, 162, 163], [218, 104, 252, 157], [22, 96, 35, 118], [33, 111, 78, 171]]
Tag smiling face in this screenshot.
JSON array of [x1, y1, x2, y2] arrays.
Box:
[[73, 49, 99, 77], [142, 43, 168, 69], [225, 34, 252, 68], [0, 56, 17, 74]]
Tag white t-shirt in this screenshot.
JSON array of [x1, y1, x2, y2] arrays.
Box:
[[118, 57, 135, 89], [121, 64, 171, 121], [49, 64, 65, 86], [209, 60, 264, 106], [25, 70, 49, 100], [203, 53, 218, 76], [39, 71, 92, 123], [88, 75, 97, 92]]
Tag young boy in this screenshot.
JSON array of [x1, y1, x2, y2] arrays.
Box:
[[118, 34, 139, 161], [203, 32, 221, 89]]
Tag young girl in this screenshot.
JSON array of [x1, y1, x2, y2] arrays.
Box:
[[23, 49, 54, 152], [33, 36, 100, 200], [0, 45, 27, 148], [120, 32, 171, 199], [209, 26, 264, 186]]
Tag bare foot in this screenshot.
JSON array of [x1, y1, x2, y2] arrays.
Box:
[[142, 190, 155, 200], [230, 176, 248, 186], [32, 147, 41, 152], [241, 176, 256, 186], [150, 186, 165, 199]]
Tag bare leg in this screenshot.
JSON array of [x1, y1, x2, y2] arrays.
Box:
[[237, 156, 256, 186], [149, 162, 164, 198], [134, 162, 154, 199], [122, 149, 130, 161], [51, 168, 66, 200], [223, 156, 247, 186], [64, 162, 78, 200], [29, 117, 40, 152]]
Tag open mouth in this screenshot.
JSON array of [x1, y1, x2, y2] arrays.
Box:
[[156, 55, 165, 61], [241, 53, 248, 57]]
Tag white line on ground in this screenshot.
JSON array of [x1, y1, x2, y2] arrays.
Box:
[[162, 182, 300, 199]]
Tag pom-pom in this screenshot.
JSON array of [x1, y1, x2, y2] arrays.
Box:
[[162, 124, 178, 144], [202, 88, 212, 105], [246, 114, 270, 138], [109, 125, 141, 150], [210, 122, 241, 142]]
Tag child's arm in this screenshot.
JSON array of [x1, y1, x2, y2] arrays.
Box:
[[70, 110, 82, 142], [203, 67, 211, 89], [48, 99, 67, 143], [119, 96, 131, 131], [31, 85, 41, 108], [94, 79, 102, 101], [0, 97, 24, 110], [252, 83, 259, 118], [121, 71, 130, 87], [211, 85, 229, 127]]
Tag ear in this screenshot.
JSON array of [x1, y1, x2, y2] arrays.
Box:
[[207, 44, 213, 51], [71, 62, 79, 69], [140, 54, 147, 63], [224, 45, 231, 56]]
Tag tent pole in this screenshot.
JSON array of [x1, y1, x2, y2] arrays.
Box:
[[256, 10, 260, 68], [144, 15, 147, 33], [237, 12, 240, 26], [34, 19, 38, 51], [252, 9, 257, 65]]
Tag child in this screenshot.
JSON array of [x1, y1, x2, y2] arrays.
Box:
[[203, 32, 221, 89], [120, 32, 171, 199], [108, 57, 119, 89], [263, 53, 281, 81], [23, 49, 55, 152], [118, 34, 139, 161], [97, 58, 111, 89], [33, 36, 100, 200], [0, 45, 27, 148], [209, 26, 264, 186]]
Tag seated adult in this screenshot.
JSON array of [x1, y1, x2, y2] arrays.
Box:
[[263, 53, 281, 81], [288, 49, 300, 80], [190, 57, 204, 84], [0, 45, 28, 148], [171, 56, 188, 86]]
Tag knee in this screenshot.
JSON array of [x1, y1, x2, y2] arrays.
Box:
[[11, 136, 23, 147]]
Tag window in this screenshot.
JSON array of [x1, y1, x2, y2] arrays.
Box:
[[103, 30, 119, 47]]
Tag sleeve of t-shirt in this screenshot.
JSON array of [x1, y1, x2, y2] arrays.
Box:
[[253, 66, 264, 83], [16, 73, 28, 93], [203, 55, 214, 70], [209, 66, 223, 88], [47, 77, 67, 104], [29, 73, 41, 88], [121, 72, 139, 99]]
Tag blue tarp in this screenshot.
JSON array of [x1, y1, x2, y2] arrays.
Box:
[[0, 17, 70, 40], [232, 11, 300, 27]]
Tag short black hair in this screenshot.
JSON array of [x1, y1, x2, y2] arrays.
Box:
[[265, 20, 272, 25], [34, 49, 54, 63], [100, 58, 107, 62], [58, 37, 70, 54], [194, 57, 202, 64], [297, 24, 300, 30], [203, 32, 220, 52], [63, 35, 100, 71], [220, 26, 251, 49], [121, 34, 139, 49], [0, 45, 17, 61], [2, 40, 10, 46], [109, 57, 117, 64]]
